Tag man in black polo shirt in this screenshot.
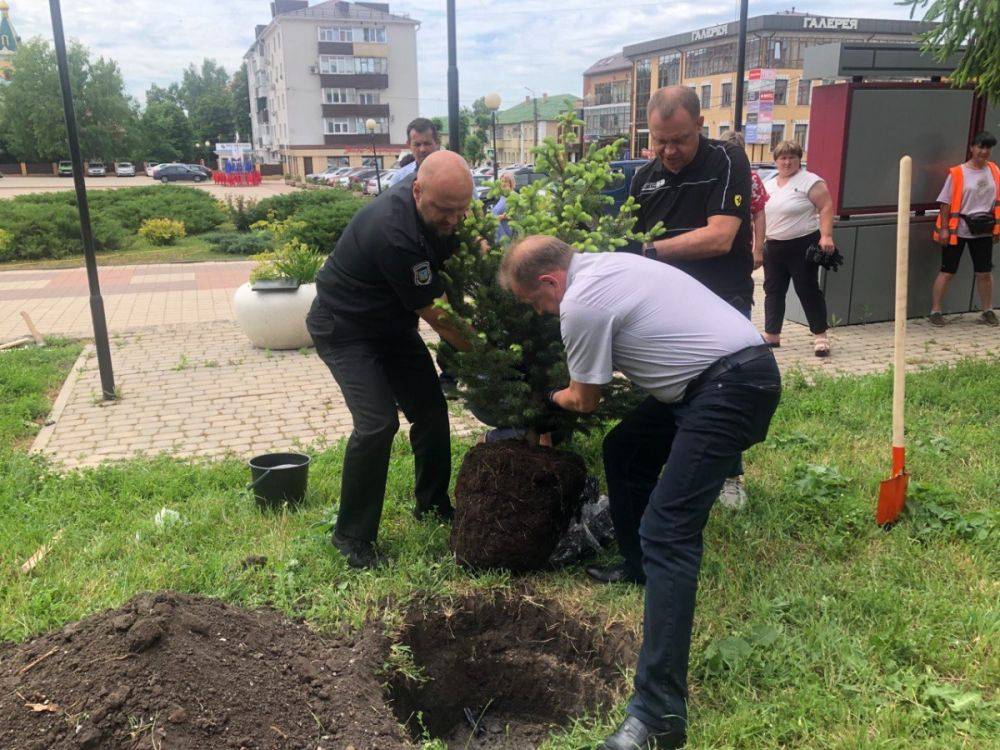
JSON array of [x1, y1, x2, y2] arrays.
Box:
[[306, 151, 473, 569]]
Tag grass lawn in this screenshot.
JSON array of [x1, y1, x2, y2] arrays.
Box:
[[0, 234, 241, 271], [1, 347, 996, 748]]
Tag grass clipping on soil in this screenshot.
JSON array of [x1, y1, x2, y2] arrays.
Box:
[[450, 441, 587, 572], [0, 591, 408, 750]]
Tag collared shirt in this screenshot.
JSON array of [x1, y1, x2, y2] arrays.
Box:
[[313, 174, 458, 337], [560, 252, 763, 403], [386, 160, 417, 187], [629, 136, 754, 304]]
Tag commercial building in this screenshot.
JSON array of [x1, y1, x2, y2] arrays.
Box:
[[582, 53, 631, 158], [495, 93, 581, 166], [0, 0, 20, 83], [244, 0, 419, 177], [622, 12, 934, 162]]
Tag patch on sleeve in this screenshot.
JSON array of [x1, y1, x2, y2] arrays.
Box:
[[734, 194, 743, 207], [412, 261, 432, 286]]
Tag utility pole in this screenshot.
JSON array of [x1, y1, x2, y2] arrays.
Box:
[[446, 0, 461, 154], [49, 0, 116, 400], [533, 97, 539, 148], [733, 0, 749, 133]]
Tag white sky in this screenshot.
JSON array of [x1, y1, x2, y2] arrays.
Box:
[[11, 1, 924, 114]]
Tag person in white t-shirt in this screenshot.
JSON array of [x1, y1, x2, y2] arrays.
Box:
[[928, 131, 999, 328], [761, 140, 836, 356]]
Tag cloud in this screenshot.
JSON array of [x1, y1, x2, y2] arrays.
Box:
[[13, 0, 922, 113]]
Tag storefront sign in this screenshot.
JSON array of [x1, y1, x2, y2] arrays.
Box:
[[803, 17, 858, 30], [691, 24, 728, 41]]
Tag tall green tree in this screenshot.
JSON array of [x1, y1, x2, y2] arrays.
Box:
[[462, 97, 492, 166], [137, 97, 194, 164], [180, 59, 236, 145], [902, 0, 1000, 102], [230, 64, 252, 140]]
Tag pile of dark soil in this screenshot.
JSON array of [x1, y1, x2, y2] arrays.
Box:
[[0, 591, 407, 750], [385, 591, 634, 749], [450, 441, 587, 571]]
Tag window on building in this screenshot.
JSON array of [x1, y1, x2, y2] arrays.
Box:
[[635, 59, 651, 130], [356, 117, 388, 134], [700, 84, 711, 110], [357, 90, 381, 105], [657, 52, 680, 87], [594, 80, 630, 105], [636, 131, 649, 154], [318, 26, 354, 42], [701, 126, 710, 138], [319, 55, 352, 74], [774, 79, 788, 106], [794, 123, 808, 149], [797, 79, 812, 106], [362, 26, 387, 43], [324, 118, 351, 134], [770, 123, 785, 150], [323, 88, 355, 104], [354, 57, 388, 74], [719, 124, 730, 136], [327, 156, 350, 169], [685, 43, 736, 78], [721, 81, 732, 107]]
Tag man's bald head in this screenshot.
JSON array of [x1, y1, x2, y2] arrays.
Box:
[[413, 151, 473, 235], [647, 85, 704, 173]]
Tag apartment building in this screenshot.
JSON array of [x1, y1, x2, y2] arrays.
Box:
[[495, 93, 581, 166], [622, 13, 934, 162], [582, 53, 631, 158], [245, 0, 418, 176]]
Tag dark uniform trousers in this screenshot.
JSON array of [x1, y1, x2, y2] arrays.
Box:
[[602, 353, 781, 733], [310, 322, 452, 542]]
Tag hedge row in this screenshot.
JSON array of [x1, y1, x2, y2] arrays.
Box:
[[227, 189, 368, 252]]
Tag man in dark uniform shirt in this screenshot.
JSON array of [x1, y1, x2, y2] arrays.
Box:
[[589, 86, 758, 585], [307, 151, 473, 568]]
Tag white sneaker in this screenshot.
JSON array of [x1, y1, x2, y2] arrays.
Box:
[[718, 477, 747, 510]]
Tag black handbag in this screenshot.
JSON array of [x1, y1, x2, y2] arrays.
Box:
[[805, 244, 844, 272], [960, 213, 996, 235]]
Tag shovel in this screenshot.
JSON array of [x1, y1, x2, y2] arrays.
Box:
[[877, 156, 911, 526]]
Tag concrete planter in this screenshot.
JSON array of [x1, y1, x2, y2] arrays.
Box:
[[233, 282, 315, 350]]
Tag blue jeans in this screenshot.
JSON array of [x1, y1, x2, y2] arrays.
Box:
[[602, 354, 781, 732]]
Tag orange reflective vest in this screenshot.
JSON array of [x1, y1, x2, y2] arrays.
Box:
[[933, 161, 1000, 244]]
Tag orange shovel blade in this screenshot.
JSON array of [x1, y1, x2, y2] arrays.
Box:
[[877, 472, 908, 525]]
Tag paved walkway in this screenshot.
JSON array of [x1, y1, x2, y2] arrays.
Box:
[[3, 260, 996, 468]]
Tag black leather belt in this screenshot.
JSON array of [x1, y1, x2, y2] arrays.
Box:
[[684, 343, 775, 400]]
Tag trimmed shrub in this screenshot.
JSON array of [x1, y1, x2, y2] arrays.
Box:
[[284, 199, 367, 252], [225, 195, 259, 232], [246, 188, 362, 225], [0, 229, 11, 258], [202, 230, 273, 255], [138, 218, 186, 246], [0, 202, 131, 261]]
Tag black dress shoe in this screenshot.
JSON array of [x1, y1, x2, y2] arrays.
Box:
[[414, 504, 454, 523], [600, 715, 686, 749], [585, 562, 645, 585], [331, 532, 381, 569]]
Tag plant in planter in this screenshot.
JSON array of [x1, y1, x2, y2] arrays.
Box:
[[233, 214, 325, 350], [442, 111, 662, 570]]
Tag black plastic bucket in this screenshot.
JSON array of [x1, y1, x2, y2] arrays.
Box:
[[247, 452, 311, 510]]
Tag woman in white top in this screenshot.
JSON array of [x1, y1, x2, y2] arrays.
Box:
[[762, 140, 836, 357]]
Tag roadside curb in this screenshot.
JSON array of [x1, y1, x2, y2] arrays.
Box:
[[30, 343, 93, 456]]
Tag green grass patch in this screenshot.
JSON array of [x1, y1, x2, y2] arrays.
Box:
[[1, 351, 997, 748], [0, 234, 239, 270], [0, 338, 82, 449]]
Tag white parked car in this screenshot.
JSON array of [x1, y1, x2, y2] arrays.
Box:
[[145, 162, 160, 177], [86, 161, 106, 177], [364, 170, 396, 195], [115, 162, 136, 177]]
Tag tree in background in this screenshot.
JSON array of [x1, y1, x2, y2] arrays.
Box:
[[902, 0, 1000, 102], [439, 110, 661, 436], [0, 38, 135, 162], [230, 64, 252, 141], [179, 60, 237, 164], [462, 97, 492, 167], [136, 98, 194, 164]]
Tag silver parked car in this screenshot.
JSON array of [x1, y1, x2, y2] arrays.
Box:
[[115, 162, 136, 177], [86, 161, 106, 177]]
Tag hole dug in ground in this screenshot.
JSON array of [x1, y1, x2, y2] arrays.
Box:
[[385, 591, 635, 749]]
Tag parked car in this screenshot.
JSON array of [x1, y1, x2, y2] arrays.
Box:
[[155, 164, 206, 183], [601, 160, 650, 213], [86, 161, 106, 177], [144, 162, 160, 177], [347, 168, 377, 189], [330, 167, 367, 187], [364, 170, 396, 195], [58, 161, 73, 177], [473, 174, 495, 202], [185, 164, 213, 178], [115, 162, 136, 177], [751, 163, 777, 182]]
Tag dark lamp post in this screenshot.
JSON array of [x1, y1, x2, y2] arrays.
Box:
[[365, 118, 382, 194], [485, 92, 501, 181]]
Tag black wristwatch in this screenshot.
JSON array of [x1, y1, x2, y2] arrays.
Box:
[[642, 242, 657, 259]]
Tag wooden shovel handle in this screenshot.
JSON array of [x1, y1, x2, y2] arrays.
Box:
[[893, 156, 911, 452]]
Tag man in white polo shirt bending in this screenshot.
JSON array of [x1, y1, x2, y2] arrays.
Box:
[[499, 235, 781, 750]]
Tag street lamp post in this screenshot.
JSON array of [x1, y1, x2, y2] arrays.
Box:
[[365, 118, 382, 194], [484, 92, 501, 181]]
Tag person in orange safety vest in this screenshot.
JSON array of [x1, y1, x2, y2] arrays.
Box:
[[929, 131, 999, 327]]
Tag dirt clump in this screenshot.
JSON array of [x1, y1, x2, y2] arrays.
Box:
[[450, 441, 587, 571], [385, 590, 634, 749], [0, 591, 408, 750]]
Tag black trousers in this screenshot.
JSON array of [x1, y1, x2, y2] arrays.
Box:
[[763, 230, 829, 335], [308, 312, 452, 543], [603, 353, 781, 733]]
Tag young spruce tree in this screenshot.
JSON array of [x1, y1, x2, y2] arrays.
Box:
[[438, 110, 662, 436]]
